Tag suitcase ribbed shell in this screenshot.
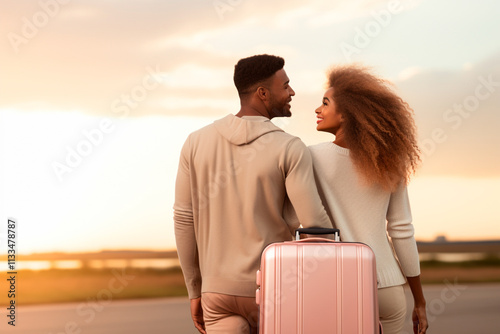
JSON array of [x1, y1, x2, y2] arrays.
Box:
[[256, 239, 379, 333]]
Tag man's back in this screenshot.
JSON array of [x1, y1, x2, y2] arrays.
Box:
[[174, 114, 331, 299]]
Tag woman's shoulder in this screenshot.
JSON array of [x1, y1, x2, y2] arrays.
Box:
[[308, 142, 350, 156], [308, 141, 332, 151]]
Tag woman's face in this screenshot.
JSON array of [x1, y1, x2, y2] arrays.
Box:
[[315, 87, 343, 134]]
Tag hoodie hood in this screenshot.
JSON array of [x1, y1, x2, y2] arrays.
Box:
[[214, 114, 284, 145]]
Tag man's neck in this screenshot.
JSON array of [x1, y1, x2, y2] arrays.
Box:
[[235, 105, 270, 119]]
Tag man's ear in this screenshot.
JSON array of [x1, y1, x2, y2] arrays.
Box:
[[257, 86, 269, 101]]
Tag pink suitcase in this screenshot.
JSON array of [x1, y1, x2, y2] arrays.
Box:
[[256, 228, 381, 334]]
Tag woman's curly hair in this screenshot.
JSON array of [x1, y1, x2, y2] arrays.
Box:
[[327, 65, 421, 191]]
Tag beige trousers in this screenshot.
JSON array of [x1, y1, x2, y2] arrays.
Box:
[[202, 286, 406, 334], [201, 292, 259, 334], [378, 284, 407, 334]]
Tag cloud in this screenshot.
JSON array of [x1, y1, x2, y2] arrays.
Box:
[[1, 0, 238, 113], [306, 0, 423, 28], [396, 52, 500, 178], [397, 66, 422, 81]]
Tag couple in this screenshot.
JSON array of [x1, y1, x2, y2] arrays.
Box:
[[174, 54, 428, 334]]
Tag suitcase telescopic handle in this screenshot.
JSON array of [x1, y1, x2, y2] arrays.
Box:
[[295, 228, 340, 241]]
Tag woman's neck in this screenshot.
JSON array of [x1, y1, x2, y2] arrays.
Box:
[[333, 128, 347, 148]]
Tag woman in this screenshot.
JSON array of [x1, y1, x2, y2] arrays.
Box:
[[311, 65, 428, 334]]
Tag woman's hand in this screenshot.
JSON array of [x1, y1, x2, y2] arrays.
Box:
[[407, 275, 428, 334], [412, 302, 428, 333]]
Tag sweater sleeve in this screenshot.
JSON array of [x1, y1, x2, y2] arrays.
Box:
[[386, 183, 421, 277], [283, 195, 301, 234], [173, 136, 202, 299], [283, 138, 333, 230]]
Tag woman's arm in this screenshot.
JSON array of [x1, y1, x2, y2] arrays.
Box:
[[386, 184, 428, 332], [407, 275, 428, 334]]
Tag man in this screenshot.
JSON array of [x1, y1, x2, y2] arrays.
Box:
[[174, 54, 332, 333]]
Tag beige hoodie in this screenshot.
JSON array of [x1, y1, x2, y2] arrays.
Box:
[[174, 114, 332, 298]]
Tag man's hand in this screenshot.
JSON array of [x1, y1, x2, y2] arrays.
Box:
[[190, 297, 206, 334]]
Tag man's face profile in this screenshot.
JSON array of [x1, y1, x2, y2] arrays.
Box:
[[266, 69, 295, 118]]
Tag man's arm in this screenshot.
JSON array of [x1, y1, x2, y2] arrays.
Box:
[[283, 138, 333, 230], [173, 137, 202, 300]]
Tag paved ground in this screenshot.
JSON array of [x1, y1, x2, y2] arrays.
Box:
[[402, 282, 500, 334], [1, 283, 499, 333]]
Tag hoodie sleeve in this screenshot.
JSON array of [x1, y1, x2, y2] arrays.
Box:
[[284, 138, 333, 230], [173, 135, 202, 299]]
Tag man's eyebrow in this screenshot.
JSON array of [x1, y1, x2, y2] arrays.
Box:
[[284, 80, 290, 86]]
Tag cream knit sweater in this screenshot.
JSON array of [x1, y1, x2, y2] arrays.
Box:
[[307, 142, 421, 288], [174, 115, 332, 299]]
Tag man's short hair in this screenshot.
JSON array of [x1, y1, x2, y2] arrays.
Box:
[[233, 54, 285, 96]]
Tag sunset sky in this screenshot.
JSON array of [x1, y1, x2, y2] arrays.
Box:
[[1, 0, 499, 254]]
